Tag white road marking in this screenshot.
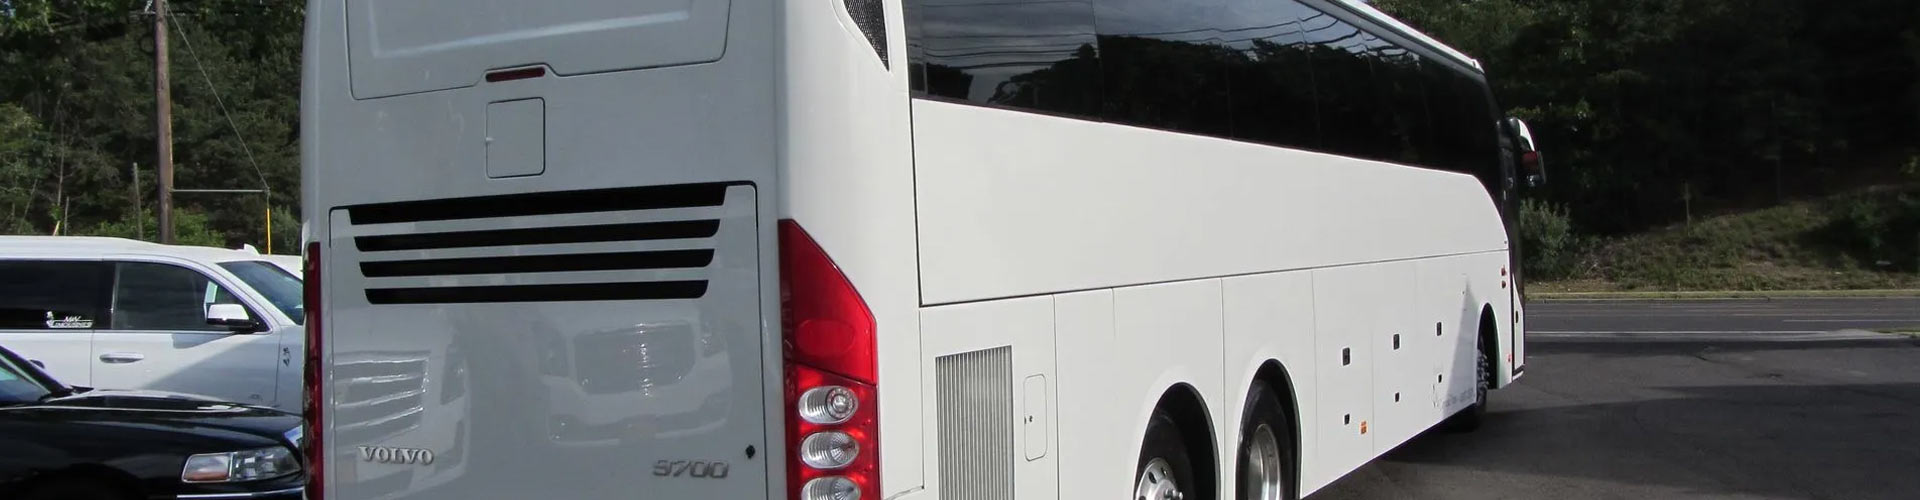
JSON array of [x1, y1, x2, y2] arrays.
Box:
[[1539, 312, 1920, 317], [1782, 319, 1920, 323], [1529, 330, 1902, 342], [1534, 330, 1825, 335]]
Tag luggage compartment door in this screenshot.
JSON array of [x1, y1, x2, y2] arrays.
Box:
[[323, 183, 766, 499]]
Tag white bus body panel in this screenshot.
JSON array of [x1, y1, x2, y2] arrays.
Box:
[[776, 0, 925, 491], [302, 0, 780, 496], [907, 99, 1518, 498], [343, 0, 730, 99], [917, 297, 1059, 500], [1062, 281, 1229, 499], [909, 100, 1510, 306], [1220, 273, 1321, 489], [307, 0, 1524, 495]]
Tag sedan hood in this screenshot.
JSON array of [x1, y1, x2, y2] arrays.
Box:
[[19, 389, 301, 442]]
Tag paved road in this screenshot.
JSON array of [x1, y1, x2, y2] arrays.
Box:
[[1312, 298, 1920, 500], [1526, 297, 1920, 341]]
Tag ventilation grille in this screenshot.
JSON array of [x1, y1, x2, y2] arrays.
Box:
[[845, 0, 888, 68], [343, 183, 734, 304], [936, 346, 1013, 500]]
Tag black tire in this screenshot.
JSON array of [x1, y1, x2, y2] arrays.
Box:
[[18, 478, 135, 500], [1136, 411, 1197, 500], [1444, 338, 1492, 432], [1236, 381, 1298, 500]]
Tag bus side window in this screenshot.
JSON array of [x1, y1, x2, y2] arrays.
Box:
[[906, 0, 1103, 117]]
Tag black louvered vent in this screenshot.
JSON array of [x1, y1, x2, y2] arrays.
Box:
[[846, 0, 888, 68], [345, 183, 733, 304]]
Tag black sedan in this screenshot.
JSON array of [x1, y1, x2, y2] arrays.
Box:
[[0, 345, 305, 500]]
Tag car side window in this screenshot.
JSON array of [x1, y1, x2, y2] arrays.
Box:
[[111, 262, 254, 332], [0, 260, 112, 331]]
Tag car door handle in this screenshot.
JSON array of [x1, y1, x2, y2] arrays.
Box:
[[99, 352, 146, 363]]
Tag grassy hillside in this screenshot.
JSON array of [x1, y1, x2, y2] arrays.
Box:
[[1531, 187, 1920, 292]]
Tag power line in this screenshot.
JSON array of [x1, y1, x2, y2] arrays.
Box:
[[163, 8, 271, 206], [164, 6, 279, 251]]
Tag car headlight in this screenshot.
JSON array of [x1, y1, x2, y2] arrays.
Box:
[[182, 447, 301, 483], [284, 426, 303, 449]]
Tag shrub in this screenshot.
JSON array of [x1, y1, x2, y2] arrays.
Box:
[[1819, 190, 1920, 272], [76, 208, 229, 248], [1519, 198, 1580, 279]]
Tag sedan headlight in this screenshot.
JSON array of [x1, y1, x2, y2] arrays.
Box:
[[284, 427, 303, 449], [182, 447, 301, 483]]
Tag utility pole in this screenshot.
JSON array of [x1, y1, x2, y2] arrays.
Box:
[[1682, 182, 1693, 227], [153, 0, 175, 244], [132, 163, 143, 240]]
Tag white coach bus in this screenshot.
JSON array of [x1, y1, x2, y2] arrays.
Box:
[[299, 0, 1545, 498]]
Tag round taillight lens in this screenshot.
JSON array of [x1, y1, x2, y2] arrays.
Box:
[[798, 386, 859, 425], [800, 431, 860, 470], [800, 476, 861, 500]]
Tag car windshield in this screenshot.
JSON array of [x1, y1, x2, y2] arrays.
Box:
[[219, 261, 304, 325], [0, 351, 53, 405]]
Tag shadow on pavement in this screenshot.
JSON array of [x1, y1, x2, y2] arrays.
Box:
[[1347, 338, 1920, 500], [1531, 338, 1920, 357]]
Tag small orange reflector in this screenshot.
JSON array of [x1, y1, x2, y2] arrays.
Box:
[[486, 66, 546, 83], [1360, 421, 1368, 434]]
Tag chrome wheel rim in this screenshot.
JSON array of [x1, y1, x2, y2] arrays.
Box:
[[1136, 457, 1183, 500], [1244, 424, 1284, 500]]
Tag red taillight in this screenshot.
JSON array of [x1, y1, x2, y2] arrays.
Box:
[[302, 242, 325, 500], [780, 220, 879, 500], [780, 221, 877, 384]]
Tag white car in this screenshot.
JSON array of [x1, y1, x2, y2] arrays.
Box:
[[0, 236, 305, 410], [238, 243, 305, 276]]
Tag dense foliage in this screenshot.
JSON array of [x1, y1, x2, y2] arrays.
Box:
[[1374, 0, 1920, 234], [1, 0, 301, 250], [1, 0, 1915, 271]]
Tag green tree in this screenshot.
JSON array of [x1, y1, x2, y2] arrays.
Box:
[[1376, 0, 1918, 235], [0, 0, 303, 252]]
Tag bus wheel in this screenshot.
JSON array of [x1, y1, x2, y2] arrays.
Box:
[[1446, 340, 1491, 432], [1135, 411, 1196, 500], [1237, 381, 1295, 500]]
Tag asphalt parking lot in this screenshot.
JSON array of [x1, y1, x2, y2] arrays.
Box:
[[1313, 298, 1920, 500]]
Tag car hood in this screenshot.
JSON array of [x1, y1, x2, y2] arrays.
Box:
[[18, 389, 301, 442]]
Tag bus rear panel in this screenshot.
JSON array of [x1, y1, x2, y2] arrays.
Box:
[[301, 0, 784, 498]]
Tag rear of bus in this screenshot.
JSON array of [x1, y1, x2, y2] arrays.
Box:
[[300, 0, 906, 498]]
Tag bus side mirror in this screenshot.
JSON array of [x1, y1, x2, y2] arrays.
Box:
[[1505, 117, 1545, 187]]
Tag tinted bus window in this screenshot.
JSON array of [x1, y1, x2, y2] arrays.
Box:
[[1377, 46, 1431, 166], [908, 0, 1104, 117], [1227, 0, 1321, 149], [1457, 74, 1504, 191], [1422, 61, 1470, 172], [1093, 0, 1238, 136], [1305, 18, 1375, 159], [904, 0, 1505, 191]]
